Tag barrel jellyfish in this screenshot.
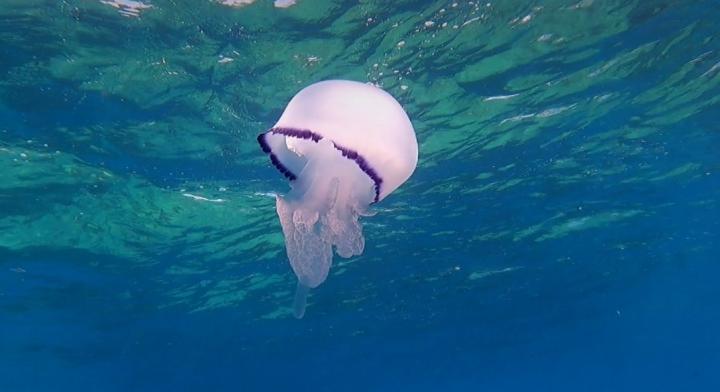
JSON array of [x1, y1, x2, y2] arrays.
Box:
[[257, 80, 418, 318]]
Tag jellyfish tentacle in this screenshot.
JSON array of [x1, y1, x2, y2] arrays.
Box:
[[293, 281, 310, 319]]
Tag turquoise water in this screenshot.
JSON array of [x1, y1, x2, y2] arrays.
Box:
[[1, 0, 719, 390]]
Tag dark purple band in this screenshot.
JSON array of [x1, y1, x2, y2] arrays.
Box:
[[257, 133, 297, 181], [257, 127, 382, 202]]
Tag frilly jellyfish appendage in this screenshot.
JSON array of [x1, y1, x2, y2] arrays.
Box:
[[275, 139, 374, 317], [258, 80, 418, 318]]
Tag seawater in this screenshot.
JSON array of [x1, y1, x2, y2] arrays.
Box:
[[1, 1, 719, 391]]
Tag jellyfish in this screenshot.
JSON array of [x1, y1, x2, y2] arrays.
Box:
[[257, 80, 418, 318]]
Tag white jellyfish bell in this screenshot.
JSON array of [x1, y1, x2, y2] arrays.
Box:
[[257, 80, 418, 318]]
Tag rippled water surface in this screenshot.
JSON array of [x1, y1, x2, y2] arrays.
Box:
[[1, 1, 719, 391]]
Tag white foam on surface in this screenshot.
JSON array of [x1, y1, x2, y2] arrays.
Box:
[[99, 0, 152, 17], [182, 193, 225, 203], [217, 0, 256, 7], [274, 0, 297, 8], [484, 93, 520, 101]]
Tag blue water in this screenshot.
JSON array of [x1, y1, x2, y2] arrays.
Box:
[[1, 0, 719, 391]]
